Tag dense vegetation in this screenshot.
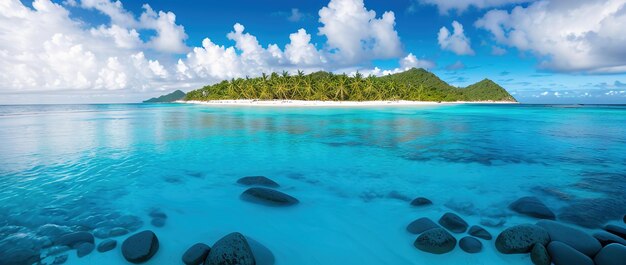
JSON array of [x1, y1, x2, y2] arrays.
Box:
[[183, 68, 516, 102], [144, 90, 186, 103]]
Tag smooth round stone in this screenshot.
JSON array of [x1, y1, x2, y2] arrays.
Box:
[[459, 236, 482, 253], [410, 197, 432, 207], [468, 225, 492, 240], [547, 241, 593, 265], [594, 231, 626, 246], [148, 209, 167, 219], [413, 228, 457, 254], [594, 243, 626, 265], [52, 254, 68, 265], [122, 230, 159, 263], [605, 224, 626, 239], [438, 212, 468, 233], [509, 196, 556, 220], [76, 242, 94, 258], [237, 176, 280, 188], [151, 218, 166, 228], [531, 243, 550, 265], [495, 224, 550, 254], [406, 217, 439, 234], [97, 239, 117, 253], [537, 220, 601, 256], [205, 232, 255, 265], [240, 187, 299, 206], [246, 236, 275, 265], [182, 243, 211, 265], [55, 232, 94, 248]]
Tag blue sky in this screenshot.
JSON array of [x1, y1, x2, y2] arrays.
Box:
[[2, 0, 626, 104]]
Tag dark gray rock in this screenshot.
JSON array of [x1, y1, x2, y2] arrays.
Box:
[[594, 243, 626, 265], [547, 241, 593, 265], [438, 212, 468, 233], [55, 232, 94, 248], [122, 230, 159, 263], [246, 237, 275, 265], [237, 176, 279, 188], [459, 236, 482, 253], [151, 218, 166, 227], [495, 224, 550, 254], [537, 220, 601, 256], [593, 231, 626, 246], [148, 209, 167, 219], [97, 239, 117, 253], [240, 187, 299, 206], [182, 243, 211, 265], [410, 197, 432, 207], [0, 248, 41, 265], [413, 228, 457, 254], [76, 242, 94, 258], [205, 232, 255, 265], [605, 224, 626, 239], [406, 217, 439, 234], [509, 196, 555, 220], [531, 243, 550, 265], [52, 254, 68, 265], [468, 225, 492, 240]]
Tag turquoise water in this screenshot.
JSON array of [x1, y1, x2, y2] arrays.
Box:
[[1, 103, 625, 264]]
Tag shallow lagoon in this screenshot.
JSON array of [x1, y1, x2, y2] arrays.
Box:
[[0, 103, 625, 264]]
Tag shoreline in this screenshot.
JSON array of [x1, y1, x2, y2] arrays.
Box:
[[178, 99, 519, 107]]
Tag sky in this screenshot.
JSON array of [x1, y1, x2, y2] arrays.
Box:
[[1, 0, 626, 104]]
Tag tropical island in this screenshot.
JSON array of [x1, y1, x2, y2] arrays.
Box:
[[146, 68, 517, 104]]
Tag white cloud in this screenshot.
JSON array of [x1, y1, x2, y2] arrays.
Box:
[[318, 0, 402, 63], [0, 0, 424, 103], [491, 45, 506, 55], [438, 21, 474, 55], [476, 0, 626, 73], [415, 0, 533, 14], [288, 8, 304, 22]]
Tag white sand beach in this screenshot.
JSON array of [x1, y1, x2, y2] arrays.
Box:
[[179, 99, 518, 107]]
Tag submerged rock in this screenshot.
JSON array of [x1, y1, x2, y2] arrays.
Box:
[[237, 176, 280, 188], [148, 209, 167, 219], [410, 197, 432, 207], [593, 231, 626, 246], [93, 227, 129, 239], [55, 232, 94, 248], [386, 191, 411, 202], [182, 243, 211, 265], [240, 187, 299, 206], [444, 199, 477, 215], [438, 212, 468, 233], [605, 224, 626, 239], [531, 243, 550, 265], [122, 230, 159, 263], [459, 236, 482, 253], [246, 236, 275, 265], [205, 232, 255, 265], [537, 220, 601, 256], [468, 225, 492, 240], [76, 242, 94, 258], [509, 196, 555, 220], [52, 254, 68, 265], [97, 239, 117, 253], [480, 217, 506, 228], [495, 224, 550, 254], [547, 241, 593, 265], [406, 217, 440, 234], [151, 218, 166, 228], [594, 243, 626, 265], [413, 228, 457, 254]]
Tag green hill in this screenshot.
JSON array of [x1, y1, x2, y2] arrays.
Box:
[[184, 68, 516, 102], [143, 90, 186, 103]]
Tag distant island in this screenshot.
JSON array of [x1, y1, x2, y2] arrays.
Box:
[[143, 90, 186, 103], [146, 68, 516, 104]]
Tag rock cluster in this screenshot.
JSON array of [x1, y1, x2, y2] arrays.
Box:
[[237, 176, 299, 207]]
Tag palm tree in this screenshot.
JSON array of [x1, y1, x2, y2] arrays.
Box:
[[333, 74, 349, 101]]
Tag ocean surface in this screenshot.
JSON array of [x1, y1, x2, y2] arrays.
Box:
[[0, 103, 625, 265]]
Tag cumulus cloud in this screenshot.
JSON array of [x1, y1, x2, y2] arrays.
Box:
[[0, 0, 425, 103], [415, 0, 533, 14], [318, 0, 403, 63], [438, 21, 474, 55], [476, 0, 626, 73]]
